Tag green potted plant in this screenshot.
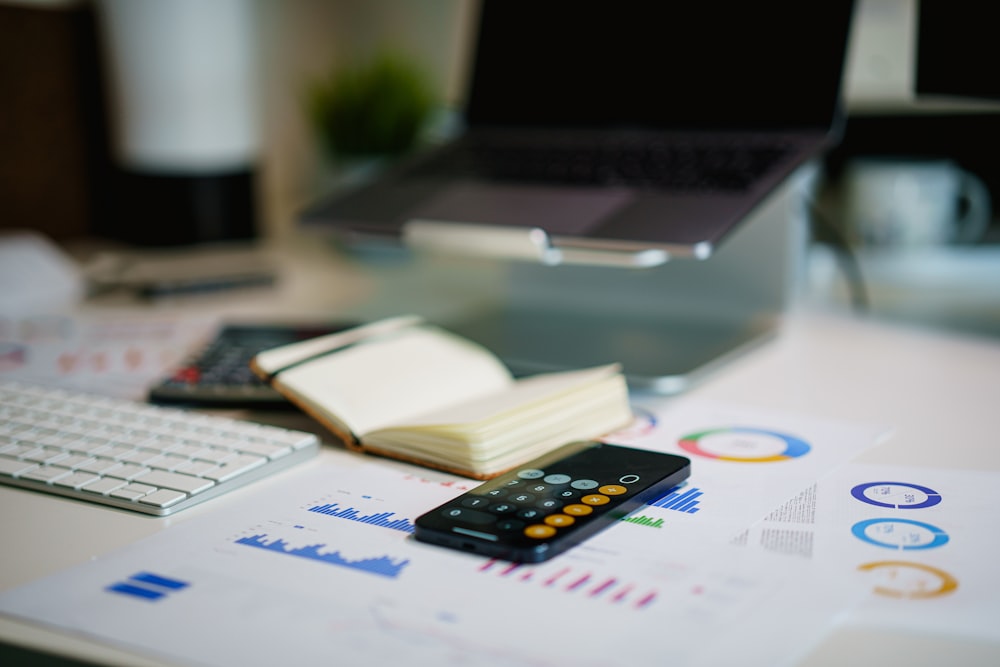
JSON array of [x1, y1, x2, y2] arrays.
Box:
[[308, 50, 436, 165]]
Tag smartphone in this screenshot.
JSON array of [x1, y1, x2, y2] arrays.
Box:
[[414, 441, 691, 563]]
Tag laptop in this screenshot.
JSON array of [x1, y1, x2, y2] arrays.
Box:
[[301, 0, 856, 262], [300, 1, 856, 391]]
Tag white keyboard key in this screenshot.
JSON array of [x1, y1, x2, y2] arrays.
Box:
[[1, 443, 34, 458], [105, 463, 151, 480], [22, 447, 67, 464], [191, 447, 233, 464], [119, 448, 163, 465], [147, 453, 190, 471], [70, 438, 112, 455], [115, 432, 153, 448], [52, 471, 101, 489], [237, 441, 292, 460], [37, 432, 80, 448], [110, 483, 155, 501], [203, 455, 266, 482], [134, 469, 215, 495], [77, 457, 122, 474], [103, 444, 136, 459], [288, 434, 320, 450], [20, 465, 73, 483], [80, 477, 128, 495], [173, 459, 217, 476], [0, 456, 38, 476], [138, 489, 187, 508], [169, 442, 204, 458], [56, 454, 96, 469], [208, 435, 245, 451]]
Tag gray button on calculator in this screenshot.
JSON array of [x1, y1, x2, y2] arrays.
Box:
[[518, 469, 545, 479], [442, 507, 494, 524], [543, 473, 571, 484], [571, 479, 599, 490], [496, 519, 525, 531]]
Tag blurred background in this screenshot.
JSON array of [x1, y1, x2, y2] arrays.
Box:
[[0, 0, 474, 246], [1, 0, 999, 337]]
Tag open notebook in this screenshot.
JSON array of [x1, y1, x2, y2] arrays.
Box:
[[250, 316, 633, 479]]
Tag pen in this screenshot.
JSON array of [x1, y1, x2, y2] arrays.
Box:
[[137, 272, 276, 298]]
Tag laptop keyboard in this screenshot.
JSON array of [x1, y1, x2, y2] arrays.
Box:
[[421, 136, 792, 192], [0, 381, 320, 516]]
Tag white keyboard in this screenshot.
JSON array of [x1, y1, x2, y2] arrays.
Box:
[[0, 381, 320, 516]]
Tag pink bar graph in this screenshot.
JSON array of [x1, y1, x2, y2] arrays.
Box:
[[589, 578, 618, 597], [475, 561, 657, 611]]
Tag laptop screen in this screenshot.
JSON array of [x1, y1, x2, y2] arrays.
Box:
[[465, 1, 855, 132]]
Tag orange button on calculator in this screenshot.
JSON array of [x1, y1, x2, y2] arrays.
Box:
[[524, 524, 557, 539]]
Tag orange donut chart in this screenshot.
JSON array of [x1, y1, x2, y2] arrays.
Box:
[[857, 560, 959, 599]]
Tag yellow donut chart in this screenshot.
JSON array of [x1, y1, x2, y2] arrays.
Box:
[[857, 560, 959, 599]]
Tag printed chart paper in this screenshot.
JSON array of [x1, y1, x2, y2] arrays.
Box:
[[0, 312, 217, 399], [738, 463, 1000, 641], [0, 401, 890, 665], [604, 396, 892, 541]]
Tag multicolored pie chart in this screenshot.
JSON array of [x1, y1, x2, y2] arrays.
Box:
[[678, 427, 811, 462]]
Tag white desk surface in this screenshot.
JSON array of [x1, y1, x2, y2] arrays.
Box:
[[2, 238, 999, 666]]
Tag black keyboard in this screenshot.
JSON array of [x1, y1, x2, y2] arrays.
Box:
[[419, 137, 792, 192]]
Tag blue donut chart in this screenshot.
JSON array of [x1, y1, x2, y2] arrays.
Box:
[[851, 518, 950, 550], [851, 482, 942, 509]]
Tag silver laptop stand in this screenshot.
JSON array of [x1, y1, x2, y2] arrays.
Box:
[[334, 165, 815, 394]]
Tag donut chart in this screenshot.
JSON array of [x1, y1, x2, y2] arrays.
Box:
[[851, 518, 950, 550], [608, 407, 658, 439], [851, 482, 942, 509], [678, 427, 810, 462], [858, 560, 959, 598]]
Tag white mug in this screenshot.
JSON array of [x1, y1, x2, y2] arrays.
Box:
[[838, 158, 991, 249]]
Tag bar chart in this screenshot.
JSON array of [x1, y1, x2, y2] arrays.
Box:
[[477, 559, 658, 610], [647, 485, 703, 514], [235, 533, 410, 579], [307, 502, 416, 533]]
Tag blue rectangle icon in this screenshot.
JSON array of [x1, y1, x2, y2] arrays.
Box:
[[107, 583, 166, 601], [131, 572, 189, 590], [105, 572, 191, 601]]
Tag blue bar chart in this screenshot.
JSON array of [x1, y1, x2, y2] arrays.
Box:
[[235, 533, 410, 579], [647, 486, 704, 514], [307, 502, 415, 533]]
